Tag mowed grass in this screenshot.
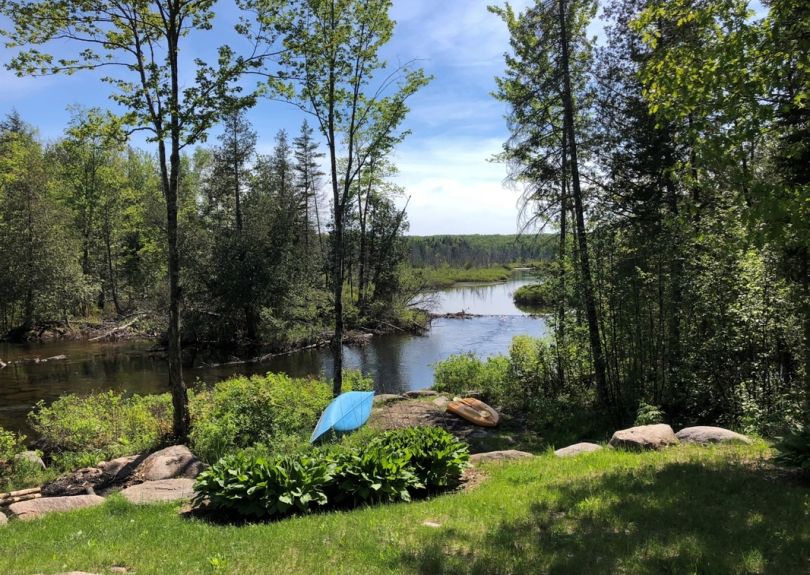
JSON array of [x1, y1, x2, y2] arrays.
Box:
[[1, 442, 807, 575]]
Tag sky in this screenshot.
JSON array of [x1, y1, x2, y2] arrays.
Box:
[[0, 0, 555, 235]]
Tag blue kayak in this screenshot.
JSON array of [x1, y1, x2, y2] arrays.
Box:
[[310, 391, 375, 443]]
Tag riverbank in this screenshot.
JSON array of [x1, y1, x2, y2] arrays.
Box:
[[412, 263, 547, 290], [1, 441, 805, 575]]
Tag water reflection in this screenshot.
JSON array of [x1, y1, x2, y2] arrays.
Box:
[[0, 272, 546, 434]]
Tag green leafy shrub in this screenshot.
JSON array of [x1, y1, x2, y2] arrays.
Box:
[[194, 451, 335, 518], [775, 425, 810, 471], [28, 391, 172, 465], [0, 426, 25, 464], [194, 426, 465, 519], [189, 370, 372, 463], [189, 372, 332, 463], [369, 426, 468, 490], [634, 402, 666, 426], [432, 352, 508, 399], [330, 443, 420, 505]]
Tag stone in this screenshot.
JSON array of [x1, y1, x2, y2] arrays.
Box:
[[676, 426, 751, 445], [372, 394, 405, 406], [469, 450, 533, 464], [0, 510, 7, 526], [609, 424, 679, 451], [554, 442, 603, 457], [432, 396, 450, 410], [404, 389, 438, 398], [135, 445, 205, 481], [120, 478, 195, 504], [14, 450, 45, 470], [99, 454, 142, 481], [8, 494, 105, 521]]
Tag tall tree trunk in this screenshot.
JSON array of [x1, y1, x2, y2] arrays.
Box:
[[164, 23, 189, 444], [556, 131, 568, 391], [104, 227, 122, 315], [357, 165, 372, 310], [328, 32, 344, 396], [558, 0, 609, 408]]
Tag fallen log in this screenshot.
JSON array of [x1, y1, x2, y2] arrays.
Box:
[[0, 492, 42, 507], [0, 486, 41, 499], [88, 315, 142, 342]]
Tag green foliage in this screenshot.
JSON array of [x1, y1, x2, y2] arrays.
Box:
[[433, 353, 508, 398], [0, 426, 25, 464], [407, 235, 555, 268], [194, 426, 467, 519], [369, 427, 469, 491], [194, 451, 335, 518], [774, 425, 810, 471], [634, 402, 666, 426], [29, 391, 172, 465], [188, 373, 330, 463], [189, 370, 371, 463]]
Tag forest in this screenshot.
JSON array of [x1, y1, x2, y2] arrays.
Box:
[[0, 111, 420, 351], [0, 1, 808, 572], [486, 0, 809, 437]]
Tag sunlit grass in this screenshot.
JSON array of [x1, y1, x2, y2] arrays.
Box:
[[1, 442, 806, 575]]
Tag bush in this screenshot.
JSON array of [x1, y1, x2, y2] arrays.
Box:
[[0, 426, 25, 464], [433, 353, 508, 399], [28, 391, 172, 465], [194, 426, 467, 519], [775, 425, 810, 471], [634, 402, 666, 426], [194, 451, 335, 518], [189, 370, 372, 463], [370, 426, 468, 490]]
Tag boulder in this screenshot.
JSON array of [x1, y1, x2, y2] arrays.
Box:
[[99, 454, 143, 481], [14, 450, 45, 470], [8, 494, 105, 521], [135, 445, 205, 481], [554, 442, 603, 458], [469, 450, 533, 464], [120, 478, 195, 504], [432, 396, 451, 410], [373, 394, 405, 406], [404, 389, 438, 398], [0, 510, 7, 526], [676, 426, 751, 445], [609, 424, 679, 450]]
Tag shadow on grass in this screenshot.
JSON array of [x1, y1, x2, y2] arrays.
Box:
[[398, 458, 809, 574]]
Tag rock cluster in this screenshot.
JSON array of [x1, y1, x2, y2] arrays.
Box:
[[3, 445, 205, 523]]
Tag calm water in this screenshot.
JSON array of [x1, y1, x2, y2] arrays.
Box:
[[0, 271, 545, 434]]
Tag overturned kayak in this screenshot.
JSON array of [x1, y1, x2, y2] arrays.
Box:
[[310, 391, 375, 443], [447, 397, 499, 427]]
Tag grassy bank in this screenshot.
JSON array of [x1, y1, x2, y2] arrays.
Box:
[[1, 442, 806, 574], [413, 265, 522, 289]]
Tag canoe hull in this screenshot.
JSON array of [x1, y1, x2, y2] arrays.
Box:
[[310, 391, 375, 442], [447, 398, 499, 427]]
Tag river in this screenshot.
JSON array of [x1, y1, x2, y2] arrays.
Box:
[[0, 270, 546, 434]]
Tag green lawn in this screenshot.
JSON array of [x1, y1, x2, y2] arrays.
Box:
[[1, 442, 807, 575]]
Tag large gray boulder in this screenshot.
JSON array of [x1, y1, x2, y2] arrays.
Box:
[[8, 494, 105, 521], [135, 445, 205, 481], [609, 424, 679, 450], [99, 454, 143, 481], [120, 478, 195, 504], [14, 450, 45, 470], [676, 426, 751, 445], [469, 450, 533, 464], [554, 442, 603, 458]]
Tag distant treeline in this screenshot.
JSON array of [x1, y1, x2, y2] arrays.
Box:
[[407, 234, 555, 268]]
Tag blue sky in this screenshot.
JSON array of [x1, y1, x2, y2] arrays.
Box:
[[0, 0, 553, 235]]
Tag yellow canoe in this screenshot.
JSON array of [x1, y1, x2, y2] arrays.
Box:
[[447, 397, 499, 427]]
